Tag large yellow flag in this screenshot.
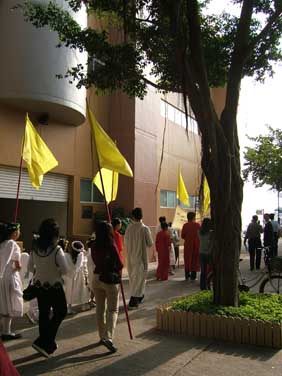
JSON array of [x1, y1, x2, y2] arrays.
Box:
[[203, 177, 211, 215], [22, 114, 58, 189], [87, 102, 133, 177], [176, 165, 190, 206], [93, 168, 119, 203]]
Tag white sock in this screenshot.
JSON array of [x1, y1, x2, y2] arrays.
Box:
[[2, 317, 12, 335]]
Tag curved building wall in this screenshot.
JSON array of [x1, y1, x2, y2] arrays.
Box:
[[0, 0, 87, 125]]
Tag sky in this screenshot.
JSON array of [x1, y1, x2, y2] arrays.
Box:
[[238, 69, 282, 229]]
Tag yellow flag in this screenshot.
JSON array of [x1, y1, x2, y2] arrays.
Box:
[[87, 102, 133, 177], [93, 168, 119, 203], [22, 114, 58, 189], [203, 177, 210, 215], [177, 165, 190, 206]]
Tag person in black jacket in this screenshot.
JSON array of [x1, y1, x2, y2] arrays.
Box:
[[263, 213, 274, 258]]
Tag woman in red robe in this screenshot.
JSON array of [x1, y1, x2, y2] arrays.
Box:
[[112, 218, 123, 263], [181, 212, 200, 280], [155, 222, 171, 281], [0, 342, 20, 376]]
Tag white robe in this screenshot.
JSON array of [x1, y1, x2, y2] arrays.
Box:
[[124, 221, 153, 297], [64, 252, 90, 306], [19, 252, 30, 289], [0, 240, 23, 317]]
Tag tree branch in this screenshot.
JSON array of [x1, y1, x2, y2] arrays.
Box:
[[246, 7, 282, 58], [223, 0, 254, 132]]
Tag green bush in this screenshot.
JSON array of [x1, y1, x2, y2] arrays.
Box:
[[170, 291, 282, 322]]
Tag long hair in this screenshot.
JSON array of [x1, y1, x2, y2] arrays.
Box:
[[199, 218, 212, 235], [95, 221, 114, 249], [0, 222, 20, 243], [36, 218, 59, 252]]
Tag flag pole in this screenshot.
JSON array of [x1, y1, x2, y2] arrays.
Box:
[[89, 103, 133, 340], [14, 124, 26, 223], [96, 160, 133, 340], [14, 156, 23, 223]]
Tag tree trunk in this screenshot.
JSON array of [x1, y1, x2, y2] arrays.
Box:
[[200, 112, 243, 307]]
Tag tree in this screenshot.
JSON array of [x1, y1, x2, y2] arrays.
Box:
[[19, 0, 282, 306], [243, 125, 282, 192]]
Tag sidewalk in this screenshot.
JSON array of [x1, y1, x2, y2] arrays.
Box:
[[6, 250, 282, 376]]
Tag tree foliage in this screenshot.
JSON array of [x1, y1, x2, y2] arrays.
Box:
[[18, 0, 282, 306], [19, 1, 282, 95], [243, 126, 282, 192]]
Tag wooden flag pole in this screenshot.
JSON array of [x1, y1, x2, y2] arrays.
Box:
[[90, 107, 133, 340]]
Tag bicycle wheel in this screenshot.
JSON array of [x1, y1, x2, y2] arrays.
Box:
[[259, 275, 282, 294]]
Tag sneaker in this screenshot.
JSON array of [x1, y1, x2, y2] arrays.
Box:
[[1, 333, 22, 341], [47, 342, 58, 355], [169, 271, 175, 275], [32, 343, 50, 358], [101, 339, 117, 353]]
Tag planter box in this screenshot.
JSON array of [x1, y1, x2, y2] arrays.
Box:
[[156, 305, 282, 348]]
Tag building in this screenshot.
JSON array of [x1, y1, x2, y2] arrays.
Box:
[[0, 0, 224, 254]]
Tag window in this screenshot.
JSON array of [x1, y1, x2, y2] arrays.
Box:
[[80, 179, 104, 203], [160, 190, 198, 210], [180, 196, 199, 210], [160, 99, 198, 134], [160, 190, 177, 208]]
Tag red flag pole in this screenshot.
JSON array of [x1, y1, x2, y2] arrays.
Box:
[[13, 156, 24, 223], [90, 104, 133, 340], [14, 124, 26, 223]]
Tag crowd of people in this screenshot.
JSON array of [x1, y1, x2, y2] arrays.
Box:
[[244, 213, 281, 271], [0, 208, 280, 368]]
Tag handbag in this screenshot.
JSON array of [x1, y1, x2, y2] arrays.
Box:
[[23, 282, 38, 301]]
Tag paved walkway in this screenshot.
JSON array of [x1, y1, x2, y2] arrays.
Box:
[[6, 245, 282, 376]]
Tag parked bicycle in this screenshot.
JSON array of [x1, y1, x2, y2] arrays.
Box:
[[207, 247, 282, 294]]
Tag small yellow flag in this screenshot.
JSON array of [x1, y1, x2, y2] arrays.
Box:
[[87, 102, 133, 177], [22, 114, 58, 189], [93, 168, 119, 203], [203, 177, 210, 215], [177, 165, 190, 206]]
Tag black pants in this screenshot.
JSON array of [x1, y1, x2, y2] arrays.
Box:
[[35, 284, 67, 352], [200, 254, 210, 290], [273, 233, 278, 257], [174, 246, 179, 264], [248, 237, 262, 270]]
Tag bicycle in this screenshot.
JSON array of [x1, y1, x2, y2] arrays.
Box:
[[207, 246, 282, 294]]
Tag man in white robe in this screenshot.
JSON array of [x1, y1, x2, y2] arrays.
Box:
[[124, 208, 153, 309]]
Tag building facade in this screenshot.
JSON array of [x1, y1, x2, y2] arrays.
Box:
[[0, 1, 225, 253]]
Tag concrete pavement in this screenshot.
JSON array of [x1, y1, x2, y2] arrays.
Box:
[[6, 247, 282, 376]]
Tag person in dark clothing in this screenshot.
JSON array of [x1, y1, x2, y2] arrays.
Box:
[[91, 221, 123, 353], [28, 219, 68, 358], [244, 215, 263, 270], [263, 213, 274, 258], [269, 213, 279, 257]]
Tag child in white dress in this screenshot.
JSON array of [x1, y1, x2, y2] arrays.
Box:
[[0, 222, 23, 341], [64, 241, 90, 314]]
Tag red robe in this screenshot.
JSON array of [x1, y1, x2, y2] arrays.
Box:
[[181, 221, 200, 272], [0, 342, 20, 376], [113, 230, 123, 262], [155, 230, 171, 280]]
